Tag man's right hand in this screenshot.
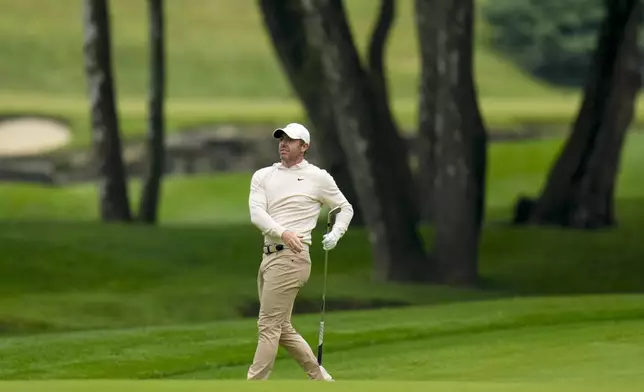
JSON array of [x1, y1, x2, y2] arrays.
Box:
[[281, 230, 305, 253]]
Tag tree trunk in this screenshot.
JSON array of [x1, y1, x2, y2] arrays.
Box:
[[301, 0, 427, 282], [138, 0, 166, 224], [366, 0, 421, 226], [83, 0, 131, 222], [415, 0, 488, 286], [519, 0, 641, 229], [258, 0, 364, 226]]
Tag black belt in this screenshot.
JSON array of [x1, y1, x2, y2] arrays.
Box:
[[263, 244, 285, 254]]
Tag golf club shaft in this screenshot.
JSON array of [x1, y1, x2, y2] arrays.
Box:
[[318, 206, 340, 366], [317, 247, 328, 365]]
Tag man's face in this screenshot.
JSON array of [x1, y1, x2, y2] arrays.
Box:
[[279, 135, 307, 162]]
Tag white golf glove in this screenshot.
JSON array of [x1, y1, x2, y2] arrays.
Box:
[[322, 229, 341, 251]]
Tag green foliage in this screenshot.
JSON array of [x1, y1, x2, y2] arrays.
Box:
[[482, 0, 606, 86]]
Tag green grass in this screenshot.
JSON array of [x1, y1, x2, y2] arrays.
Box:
[[0, 134, 644, 333], [3, 0, 638, 147], [0, 381, 640, 392], [0, 145, 642, 386], [0, 295, 643, 387], [0, 0, 557, 100], [2, 1, 644, 386]]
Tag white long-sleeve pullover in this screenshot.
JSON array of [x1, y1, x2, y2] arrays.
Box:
[[249, 159, 354, 247]]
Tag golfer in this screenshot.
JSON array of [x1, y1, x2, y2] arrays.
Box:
[[246, 122, 354, 381]]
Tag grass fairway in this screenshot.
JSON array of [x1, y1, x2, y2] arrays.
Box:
[[0, 380, 640, 392], [0, 295, 643, 385]]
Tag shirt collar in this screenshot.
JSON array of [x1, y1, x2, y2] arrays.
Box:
[[276, 159, 309, 170]]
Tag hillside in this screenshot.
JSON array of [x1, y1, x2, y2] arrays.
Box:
[[0, 0, 593, 148]]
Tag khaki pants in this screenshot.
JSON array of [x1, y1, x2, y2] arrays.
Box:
[[247, 248, 325, 380]]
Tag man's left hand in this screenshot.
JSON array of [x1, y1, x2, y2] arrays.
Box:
[[322, 230, 341, 251]]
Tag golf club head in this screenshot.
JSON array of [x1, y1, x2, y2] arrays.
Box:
[[327, 206, 341, 229]]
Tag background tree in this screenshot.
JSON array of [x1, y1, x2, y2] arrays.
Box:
[[138, 0, 166, 224], [82, 0, 131, 222], [483, 0, 610, 87], [515, 0, 642, 229], [299, 0, 427, 282], [415, 0, 488, 286]]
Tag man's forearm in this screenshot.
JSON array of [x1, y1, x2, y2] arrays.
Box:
[[331, 201, 353, 236], [250, 206, 287, 239]]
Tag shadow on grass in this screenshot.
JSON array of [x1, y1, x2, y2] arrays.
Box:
[[237, 297, 411, 318]]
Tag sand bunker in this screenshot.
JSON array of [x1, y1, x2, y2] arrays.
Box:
[[0, 117, 71, 156]]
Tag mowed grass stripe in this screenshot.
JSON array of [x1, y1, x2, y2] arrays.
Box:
[[0, 295, 642, 379], [205, 319, 644, 382]]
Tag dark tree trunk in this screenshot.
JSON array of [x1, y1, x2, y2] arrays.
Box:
[[258, 0, 364, 226], [138, 0, 166, 224], [519, 0, 641, 229], [366, 0, 421, 225], [83, 0, 131, 222], [415, 0, 488, 286], [367, 0, 395, 101], [301, 0, 427, 282]]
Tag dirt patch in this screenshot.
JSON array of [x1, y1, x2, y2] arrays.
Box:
[[238, 297, 410, 318], [0, 116, 71, 157]]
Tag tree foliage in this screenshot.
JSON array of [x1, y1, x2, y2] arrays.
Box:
[[483, 0, 608, 86]]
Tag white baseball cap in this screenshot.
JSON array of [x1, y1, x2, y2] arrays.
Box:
[[272, 122, 310, 144]]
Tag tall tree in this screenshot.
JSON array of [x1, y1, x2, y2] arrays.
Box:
[[138, 0, 166, 224], [83, 0, 131, 222], [366, 0, 421, 226], [516, 0, 641, 228], [300, 0, 427, 282], [415, 0, 488, 286]]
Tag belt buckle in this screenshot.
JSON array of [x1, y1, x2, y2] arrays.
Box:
[[263, 243, 284, 254]]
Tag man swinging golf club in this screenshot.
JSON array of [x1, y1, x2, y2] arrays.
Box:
[[247, 122, 354, 381]]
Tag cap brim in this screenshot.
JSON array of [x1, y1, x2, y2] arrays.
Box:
[[272, 127, 309, 144]]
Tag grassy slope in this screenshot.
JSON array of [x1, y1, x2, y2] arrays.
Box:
[[0, 134, 643, 332], [1, 0, 628, 147], [0, 0, 558, 99]]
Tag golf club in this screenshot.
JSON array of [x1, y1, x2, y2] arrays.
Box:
[[317, 206, 341, 366]]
